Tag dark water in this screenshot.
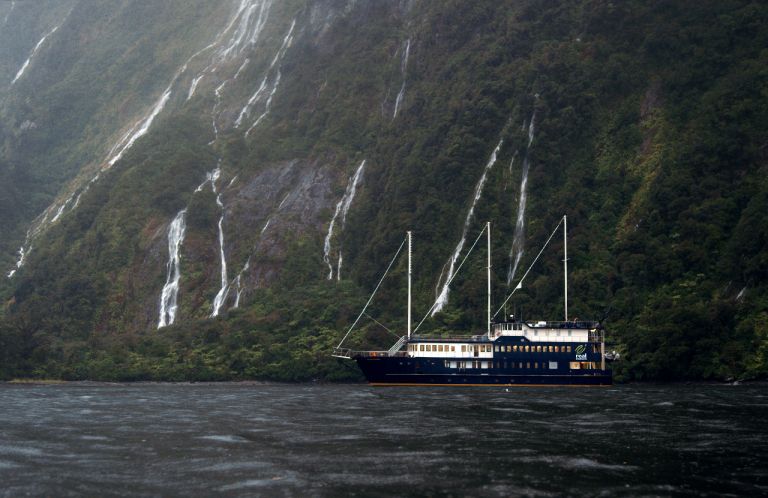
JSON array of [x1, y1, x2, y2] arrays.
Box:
[[0, 383, 766, 497]]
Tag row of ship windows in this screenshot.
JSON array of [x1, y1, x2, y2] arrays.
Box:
[[496, 345, 573, 353], [409, 344, 493, 353], [409, 344, 600, 354], [444, 361, 556, 369], [443, 361, 601, 370]]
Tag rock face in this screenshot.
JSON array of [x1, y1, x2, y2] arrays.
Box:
[[1, 0, 767, 382]]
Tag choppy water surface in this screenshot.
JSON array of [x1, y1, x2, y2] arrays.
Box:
[[0, 382, 766, 496]]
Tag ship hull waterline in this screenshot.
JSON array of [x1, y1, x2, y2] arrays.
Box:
[[355, 357, 612, 386]]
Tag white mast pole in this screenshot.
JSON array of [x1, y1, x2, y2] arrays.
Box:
[[487, 221, 491, 338], [563, 214, 568, 322], [407, 230, 412, 340]]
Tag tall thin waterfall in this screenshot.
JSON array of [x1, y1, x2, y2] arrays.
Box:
[[107, 87, 172, 167], [158, 209, 187, 328], [432, 138, 503, 316], [323, 159, 366, 280], [393, 38, 411, 119], [209, 167, 231, 317], [11, 23, 61, 85], [507, 112, 536, 285]]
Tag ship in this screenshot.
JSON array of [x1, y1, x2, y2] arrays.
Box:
[[333, 216, 613, 386]]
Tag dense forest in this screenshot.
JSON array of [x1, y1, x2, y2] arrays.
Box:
[[0, 0, 766, 382]]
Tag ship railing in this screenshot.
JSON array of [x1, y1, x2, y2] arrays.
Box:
[[410, 334, 489, 342], [524, 320, 599, 329], [333, 347, 409, 359], [332, 347, 353, 359]]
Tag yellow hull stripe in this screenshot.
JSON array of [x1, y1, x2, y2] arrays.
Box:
[[369, 382, 611, 387]]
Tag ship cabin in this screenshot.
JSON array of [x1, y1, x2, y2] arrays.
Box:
[[402, 320, 606, 374]]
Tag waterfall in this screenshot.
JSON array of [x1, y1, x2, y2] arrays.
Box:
[[158, 210, 187, 328], [237, 19, 295, 134], [323, 159, 366, 280], [50, 193, 75, 223], [232, 259, 251, 309], [432, 138, 503, 316], [186, 0, 273, 101], [109, 1, 275, 165], [244, 69, 281, 136], [187, 75, 204, 100], [234, 58, 250, 79], [11, 23, 61, 85], [6, 245, 28, 279], [107, 86, 172, 167], [393, 38, 411, 119], [218, 0, 272, 61], [209, 166, 231, 318], [507, 112, 536, 285]]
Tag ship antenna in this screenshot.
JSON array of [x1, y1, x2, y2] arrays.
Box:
[[407, 230, 412, 340], [563, 214, 568, 322], [487, 221, 492, 339]]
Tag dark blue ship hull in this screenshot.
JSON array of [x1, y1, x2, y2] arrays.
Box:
[[356, 356, 612, 386]]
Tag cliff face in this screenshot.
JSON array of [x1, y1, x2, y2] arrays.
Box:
[[1, 0, 766, 382]]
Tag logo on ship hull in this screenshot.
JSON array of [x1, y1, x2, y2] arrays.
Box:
[[575, 344, 587, 360]]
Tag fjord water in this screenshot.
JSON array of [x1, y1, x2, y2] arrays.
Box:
[[0, 383, 765, 496]]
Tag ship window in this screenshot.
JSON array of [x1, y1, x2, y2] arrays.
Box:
[[461, 345, 466, 352], [513, 345, 518, 352], [555, 346, 560, 353], [537, 346, 542, 353], [567, 346, 572, 353], [549, 361, 558, 369], [420, 344, 424, 352], [570, 362, 580, 369], [451, 346, 455, 352], [534, 362, 538, 369], [526, 362, 530, 369], [568, 331, 572, 337], [438, 345, 444, 352], [525, 345, 531, 352], [549, 346, 554, 352], [495, 346, 500, 352]]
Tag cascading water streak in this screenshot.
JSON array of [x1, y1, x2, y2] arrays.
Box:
[[507, 112, 536, 285], [158, 210, 187, 328], [323, 159, 366, 280], [11, 23, 61, 85], [393, 38, 411, 119], [237, 19, 295, 134], [209, 167, 231, 318], [107, 86, 172, 167], [432, 138, 503, 316], [6, 245, 28, 279]]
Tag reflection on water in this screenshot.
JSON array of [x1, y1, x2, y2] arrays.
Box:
[[0, 382, 766, 496]]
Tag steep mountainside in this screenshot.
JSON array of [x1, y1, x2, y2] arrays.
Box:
[[1, 0, 766, 382]]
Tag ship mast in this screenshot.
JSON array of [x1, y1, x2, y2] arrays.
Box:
[[487, 221, 491, 338], [563, 214, 568, 322], [407, 230, 412, 340]]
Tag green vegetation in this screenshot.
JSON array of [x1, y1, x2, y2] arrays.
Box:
[[1, 0, 767, 382]]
